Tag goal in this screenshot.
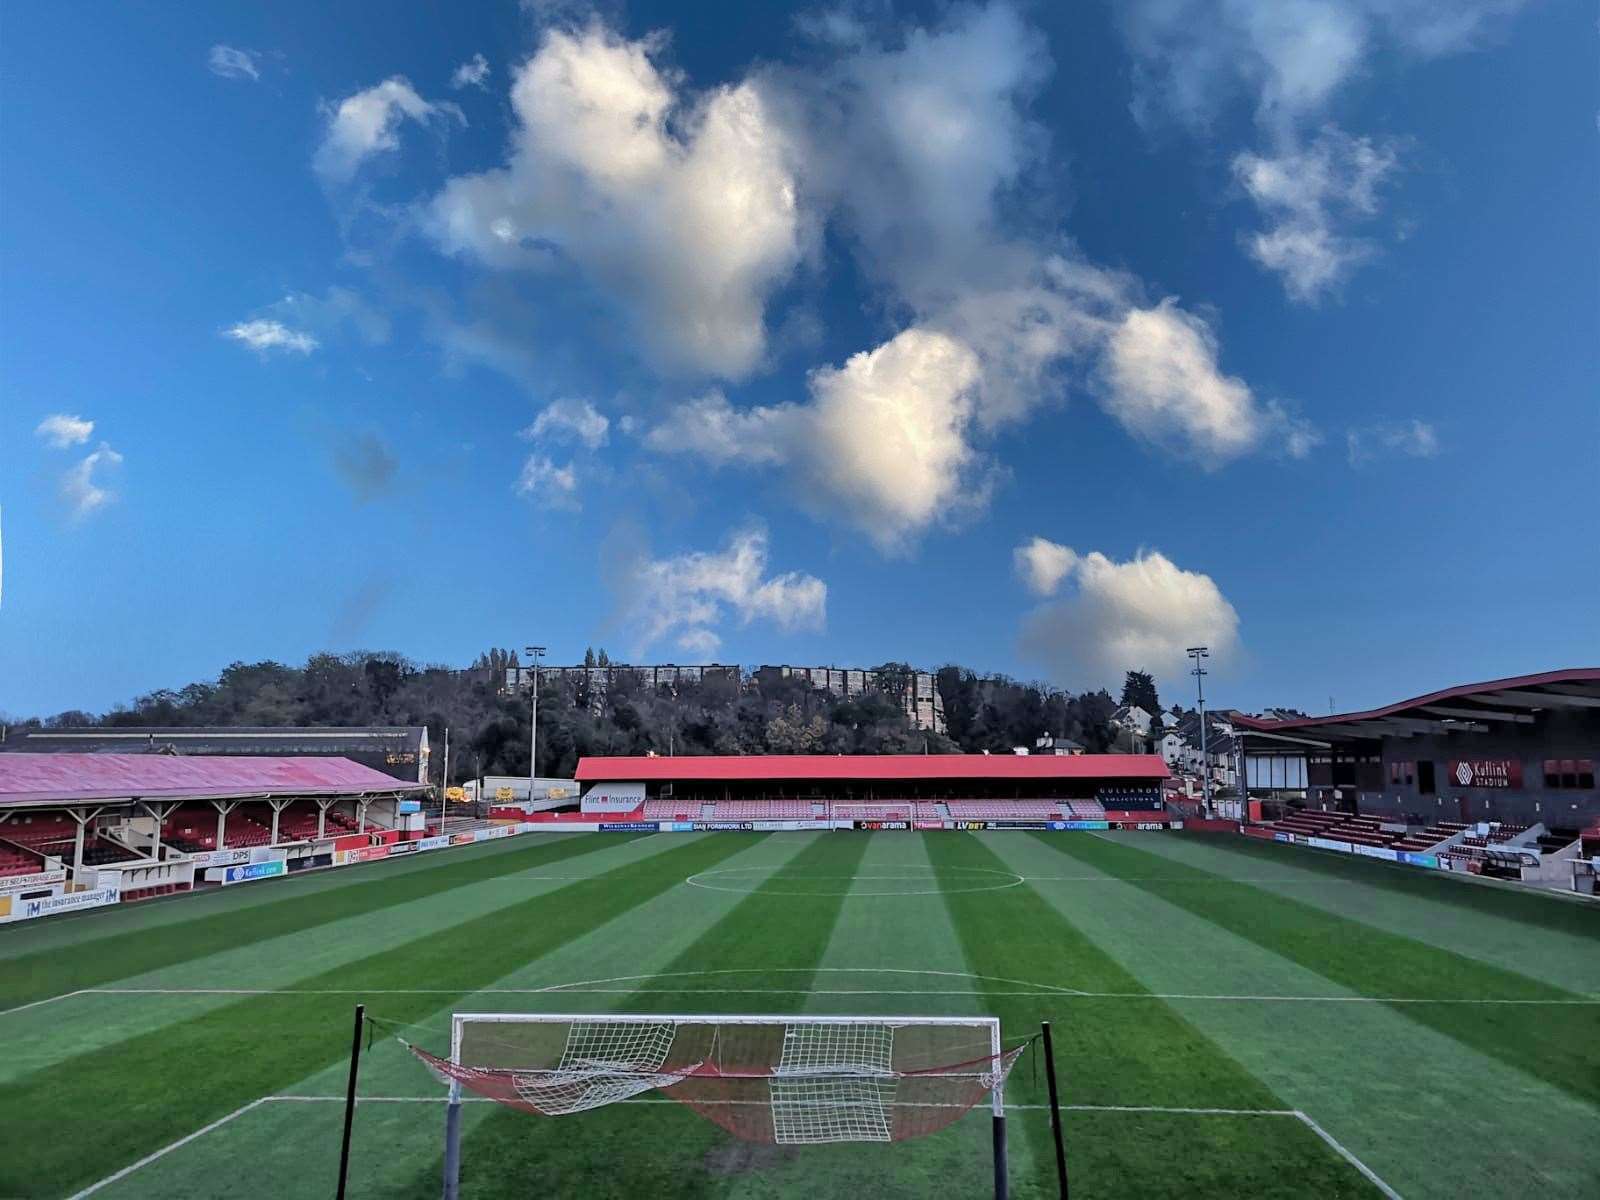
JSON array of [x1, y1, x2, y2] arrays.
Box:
[[404, 1012, 1027, 1198]]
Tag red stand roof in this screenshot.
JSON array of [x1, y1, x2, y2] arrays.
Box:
[[575, 753, 1169, 783], [0, 753, 427, 805]]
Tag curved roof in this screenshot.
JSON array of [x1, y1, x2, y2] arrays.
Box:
[[575, 753, 1169, 783], [0, 753, 428, 806], [1232, 668, 1600, 742]]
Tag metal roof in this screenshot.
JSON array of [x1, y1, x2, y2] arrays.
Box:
[[0, 754, 428, 806], [575, 753, 1169, 783], [1231, 668, 1600, 743]]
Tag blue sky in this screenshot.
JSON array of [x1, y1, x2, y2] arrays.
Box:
[[2, 0, 1595, 720]]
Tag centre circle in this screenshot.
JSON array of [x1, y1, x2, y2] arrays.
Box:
[[684, 864, 1024, 897]]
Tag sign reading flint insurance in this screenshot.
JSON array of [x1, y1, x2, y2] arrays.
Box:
[[1448, 760, 1522, 789], [581, 782, 647, 813]]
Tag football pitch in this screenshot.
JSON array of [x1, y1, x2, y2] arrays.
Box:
[[2, 830, 1596, 1199]]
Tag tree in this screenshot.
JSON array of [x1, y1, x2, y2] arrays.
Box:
[[597, 648, 610, 667], [583, 646, 596, 668], [1120, 670, 1160, 716]]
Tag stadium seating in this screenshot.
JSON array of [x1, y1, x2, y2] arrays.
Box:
[[0, 842, 46, 877], [829, 804, 912, 821], [710, 800, 814, 820], [643, 799, 694, 820], [945, 800, 1067, 820], [1391, 825, 1456, 851]]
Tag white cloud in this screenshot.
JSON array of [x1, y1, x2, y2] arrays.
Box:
[[514, 455, 579, 509], [1119, 0, 1527, 299], [315, 77, 457, 184], [1013, 537, 1079, 597], [622, 526, 826, 656], [270, 287, 391, 346], [1100, 300, 1315, 465], [523, 398, 609, 449], [1234, 128, 1399, 301], [451, 53, 490, 90], [224, 319, 319, 355], [1346, 417, 1439, 465], [35, 414, 94, 449], [647, 327, 991, 552], [60, 444, 124, 521], [207, 45, 260, 82], [1019, 547, 1240, 689], [428, 24, 806, 379]]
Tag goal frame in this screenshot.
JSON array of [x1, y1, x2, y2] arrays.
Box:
[[440, 1012, 1010, 1200]]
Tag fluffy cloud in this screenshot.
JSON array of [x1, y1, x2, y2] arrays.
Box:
[[1013, 537, 1078, 597], [1346, 418, 1439, 465], [621, 527, 827, 655], [207, 45, 260, 81], [428, 24, 805, 379], [451, 53, 490, 90], [1019, 545, 1240, 688], [224, 319, 319, 355], [1100, 300, 1315, 464], [648, 327, 991, 552], [315, 77, 458, 183], [515, 455, 579, 509], [1119, 0, 1526, 299], [523, 398, 609, 449], [35, 414, 94, 449], [1234, 128, 1399, 301], [60, 444, 124, 521]]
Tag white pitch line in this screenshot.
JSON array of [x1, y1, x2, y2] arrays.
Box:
[[1294, 1110, 1403, 1200], [65, 1096, 271, 1199], [67, 1096, 1403, 1197], [59, 986, 1597, 1005], [0, 988, 91, 1019]]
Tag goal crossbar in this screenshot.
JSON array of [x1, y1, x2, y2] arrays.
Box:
[[413, 1012, 1024, 1199]]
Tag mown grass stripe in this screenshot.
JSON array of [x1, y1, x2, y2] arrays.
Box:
[[0, 833, 632, 1009], [445, 834, 878, 1199], [1, 834, 756, 1199], [928, 833, 1386, 1198], [1168, 833, 1600, 942], [1038, 833, 1600, 1106]]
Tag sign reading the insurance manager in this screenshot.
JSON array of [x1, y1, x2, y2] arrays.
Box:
[[1448, 760, 1522, 789]]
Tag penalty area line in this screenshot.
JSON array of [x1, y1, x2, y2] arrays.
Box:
[[66, 1096, 1402, 1200]]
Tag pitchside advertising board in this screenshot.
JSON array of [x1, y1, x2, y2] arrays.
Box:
[[581, 782, 647, 813], [0, 867, 69, 893], [0, 885, 121, 923]]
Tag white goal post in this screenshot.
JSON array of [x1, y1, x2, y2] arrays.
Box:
[[415, 1012, 1023, 1200]]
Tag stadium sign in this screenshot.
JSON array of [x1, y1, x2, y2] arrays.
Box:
[[599, 822, 659, 832], [582, 782, 647, 812], [415, 835, 452, 852], [1448, 760, 1521, 789], [387, 842, 419, 855], [856, 820, 909, 831], [0, 867, 68, 892], [223, 861, 287, 884], [0, 885, 121, 923], [953, 821, 987, 831], [188, 849, 251, 868], [696, 821, 755, 831]]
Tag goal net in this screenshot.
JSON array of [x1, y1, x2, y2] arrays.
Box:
[[405, 1013, 1025, 1146]]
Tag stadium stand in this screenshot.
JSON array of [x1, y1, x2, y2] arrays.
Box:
[[0, 841, 46, 877], [642, 799, 694, 820], [707, 800, 815, 820], [830, 803, 912, 821], [946, 801, 1067, 820]]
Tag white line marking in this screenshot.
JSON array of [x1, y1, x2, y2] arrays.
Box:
[[66, 1096, 271, 1198], [1294, 1110, 1403, 1199], [0, 988, 90, 1018], [64, 986, 1594, 1005]]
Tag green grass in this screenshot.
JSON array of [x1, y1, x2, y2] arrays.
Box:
[[0, 829, 1594, 1198]]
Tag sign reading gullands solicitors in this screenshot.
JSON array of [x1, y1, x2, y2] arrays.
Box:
[[1449, 760, 1522, 789]]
